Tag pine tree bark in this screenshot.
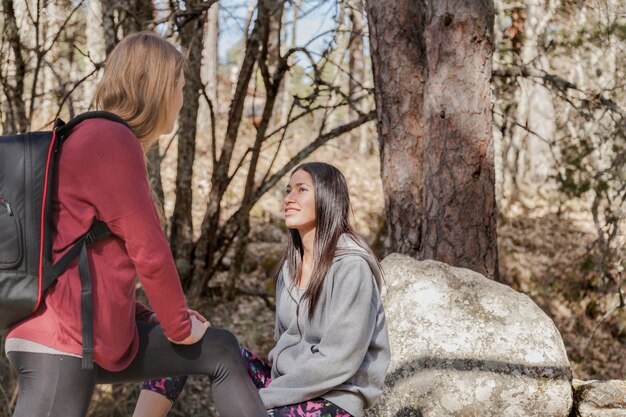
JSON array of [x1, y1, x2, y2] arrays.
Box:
[[368, 0, 498, 279], [421, 0, 498, 279], [367, 0, 427, 257]]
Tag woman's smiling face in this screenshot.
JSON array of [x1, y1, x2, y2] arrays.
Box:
[[283, 169, 316, 235]]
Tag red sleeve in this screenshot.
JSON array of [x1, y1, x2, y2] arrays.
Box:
[[67, 120, 191, 342]]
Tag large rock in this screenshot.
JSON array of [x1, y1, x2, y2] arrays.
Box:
[[572, 380, 626, 417], [366, 254, 573, 417]]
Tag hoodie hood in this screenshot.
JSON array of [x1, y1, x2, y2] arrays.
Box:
[[334, 234, 386, 296]]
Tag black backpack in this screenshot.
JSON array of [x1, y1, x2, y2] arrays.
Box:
[[0, 111, 128, 369]]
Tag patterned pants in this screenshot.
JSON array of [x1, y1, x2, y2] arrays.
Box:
[[142, 348, 352, 417]]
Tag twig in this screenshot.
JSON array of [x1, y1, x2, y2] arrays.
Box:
[[582, 297, 625, 354]]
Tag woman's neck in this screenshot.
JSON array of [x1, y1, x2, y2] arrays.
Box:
[[298, 228, 315, 288]]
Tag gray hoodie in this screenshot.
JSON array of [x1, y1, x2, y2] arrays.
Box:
[[259, 235, 390, 417]]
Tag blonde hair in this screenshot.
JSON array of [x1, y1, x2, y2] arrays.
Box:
[[93, 31, 184, 152]]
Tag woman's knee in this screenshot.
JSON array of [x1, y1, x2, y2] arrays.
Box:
[[198, 328, 246, 378], [203, 328, 241, 354]]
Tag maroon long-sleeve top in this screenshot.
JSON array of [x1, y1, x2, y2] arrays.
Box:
[[8, 118, 191, 371]]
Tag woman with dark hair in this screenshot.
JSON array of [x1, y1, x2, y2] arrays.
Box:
[[135, 162, 390, 417]]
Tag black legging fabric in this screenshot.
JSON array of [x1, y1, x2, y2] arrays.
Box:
[[7, 322, 267, 417]]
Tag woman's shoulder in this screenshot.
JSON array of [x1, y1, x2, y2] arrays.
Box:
[[331, 236, 385, 293], [66, 117, 141, 159], [332, 235, 376, 270], [70, 118, 136, 147]]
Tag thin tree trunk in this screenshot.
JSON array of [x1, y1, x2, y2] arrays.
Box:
[[120, 0, 153, 34], [191, 0, 270, 297], [420, 0, 498, 279], [40, 0, 66, 127], [280, 0, 301, 126], [101, 0, 116, 56], [231, 0, 256, 96], [505, 0, 559, 195], [225, 0, 285, 299], [347, 0, 368, 154], [527, 68, 555, 182], [326, 4, 347, 136], [3, 0, 28, 132], [366, 0, 427, 256], [198, 2, 218, 146], [202, 2, 219, 105], [86, 0, 107, 106], [170, 6, 208, 282]]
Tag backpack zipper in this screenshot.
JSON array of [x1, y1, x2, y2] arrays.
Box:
[[0, 198, 13, 216]]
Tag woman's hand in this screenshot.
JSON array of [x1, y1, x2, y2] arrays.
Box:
[[187, 309, 211, 327], [151, 309, 210, 326], [168, 309, 211, 345]]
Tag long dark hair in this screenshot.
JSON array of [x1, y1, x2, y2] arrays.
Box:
[[278, 162, 380, 320]]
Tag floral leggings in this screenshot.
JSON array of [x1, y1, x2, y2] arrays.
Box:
[[142, 347, 352, 417]]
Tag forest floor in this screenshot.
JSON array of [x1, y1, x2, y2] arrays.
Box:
[[0, 126, 624, 417]]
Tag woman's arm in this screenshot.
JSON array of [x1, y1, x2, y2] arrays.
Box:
[[73, 120, 192, 342]]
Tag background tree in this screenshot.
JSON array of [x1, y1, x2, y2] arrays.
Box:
[[366, 0, 426, 259], [368, 0, 499, 279]]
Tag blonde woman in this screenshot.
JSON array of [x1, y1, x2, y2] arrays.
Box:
[[5, 32, 266, 417]]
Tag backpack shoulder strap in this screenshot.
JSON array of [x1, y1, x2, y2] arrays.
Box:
[[46, 220, 112, 370], [55, 111, 130, 139], [46, 221, 112, 287]]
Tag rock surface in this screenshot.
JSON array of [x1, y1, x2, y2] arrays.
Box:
[[572, 380, 626, 417], [366, 254, 573, 417]]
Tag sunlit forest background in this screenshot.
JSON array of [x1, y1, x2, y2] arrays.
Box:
[[0, 0, 624, 415]]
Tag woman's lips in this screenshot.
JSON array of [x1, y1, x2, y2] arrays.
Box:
[[284, 207, 299, 216]]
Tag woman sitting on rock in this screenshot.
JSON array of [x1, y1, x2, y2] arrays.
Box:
[[134, 162, 391, 417]]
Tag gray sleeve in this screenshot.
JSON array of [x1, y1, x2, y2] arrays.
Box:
[[260, 258, 377, 408]]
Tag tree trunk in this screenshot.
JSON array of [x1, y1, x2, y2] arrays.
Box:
[[3, 0, 28, 133], [366, 0, 427, 257], [347, 0, 368, 154], [170, 5, 208, 282], [120, 0, 154, 34], [280, 0, 301, 126], [202, 2, 219, 105], [191, 0, 270, 297], [231, 0, 256, 97], [421, 0, 498, 279], [101, 0, 116, 56], [40, 0, 66, 127], [326, 4, 347, 136], [505, 0, 559, 195], [368, 0, 498, 279], [526, 67, 555, 183], [225, 0, 285, 299], [85, 0, 107, 106]]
